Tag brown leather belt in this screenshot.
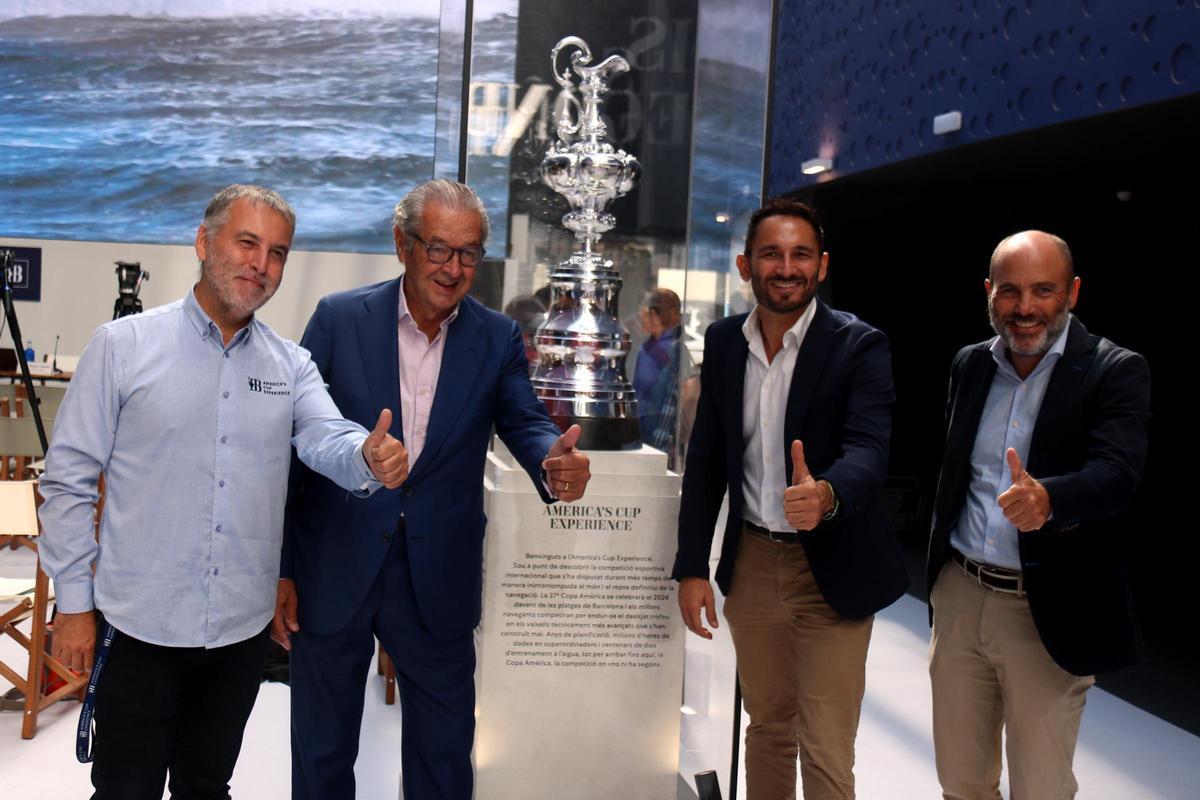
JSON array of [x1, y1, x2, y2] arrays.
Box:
[[743, 520, 803, 544], [952, 549, 1025, 596]]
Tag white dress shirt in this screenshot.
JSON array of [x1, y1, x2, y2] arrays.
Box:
[[741, 301, 818, 532]]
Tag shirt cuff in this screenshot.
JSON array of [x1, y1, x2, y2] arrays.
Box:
[[54, 580, 95, 615], [355, 442, 382, 495]]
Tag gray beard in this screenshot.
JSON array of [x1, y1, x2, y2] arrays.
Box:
[[990, 307, 1070, 357]]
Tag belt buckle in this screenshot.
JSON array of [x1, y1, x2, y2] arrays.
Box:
[[957, 552, 1024, 596], [979, 563, 1024, 596], [768, 530, 790, 543]]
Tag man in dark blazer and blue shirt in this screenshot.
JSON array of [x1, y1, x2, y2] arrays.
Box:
[[275, 180, 591, 800], [673, 199, 908, 800], [926, 230, 1151, 799]]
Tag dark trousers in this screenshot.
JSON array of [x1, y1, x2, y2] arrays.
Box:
[[90, 621, 272, 800], [290, 531, 476, 800]]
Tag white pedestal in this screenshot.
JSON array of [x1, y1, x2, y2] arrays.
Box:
[[476, 439, 684, 800]]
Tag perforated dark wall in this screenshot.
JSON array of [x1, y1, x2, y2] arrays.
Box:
[[768, 0, 1200, 194]]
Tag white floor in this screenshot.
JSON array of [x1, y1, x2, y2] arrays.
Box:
[[3, 543, 1199, 799], [678, 590, 1200, 799]]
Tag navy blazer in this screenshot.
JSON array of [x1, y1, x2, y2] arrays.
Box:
[[672, 300, 908, 620], [282, 279, 561, 639], [926, 316, 1152, 675]]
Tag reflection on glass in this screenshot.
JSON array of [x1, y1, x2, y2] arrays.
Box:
[[465, 0, 521, 254], [433, 0, 468, 181], [675, 5, 775, 798]]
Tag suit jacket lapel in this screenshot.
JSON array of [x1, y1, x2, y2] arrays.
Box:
[[355, 279, 403, 439], [934, 344, 995, 535], [723, 321, 749, 479], [948, 346, 995, 459], [1029, 316, 1093, 472], [782, 300, 835, 476], [408, 298, 485, 479]]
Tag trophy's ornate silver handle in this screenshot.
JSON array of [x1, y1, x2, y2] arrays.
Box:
[[553, 90, 584, 139], [551, 36, 592, 89], [577, 54, 630, 85]]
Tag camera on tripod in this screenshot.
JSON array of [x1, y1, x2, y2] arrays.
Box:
[[113, 261, 149, 320]]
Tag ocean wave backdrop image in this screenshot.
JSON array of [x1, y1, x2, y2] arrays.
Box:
[[0, 14, 441, 253]]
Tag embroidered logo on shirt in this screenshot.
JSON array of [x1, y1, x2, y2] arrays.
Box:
[[247, 377, 291, 396]]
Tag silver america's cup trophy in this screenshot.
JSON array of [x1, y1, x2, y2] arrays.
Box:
[[531, 35, 642, 450]]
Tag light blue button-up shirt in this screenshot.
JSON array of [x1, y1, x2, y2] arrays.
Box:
[[38, 290, 378, 648], [949, 321, 1070, 570]]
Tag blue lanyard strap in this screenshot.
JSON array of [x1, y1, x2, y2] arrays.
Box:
[[76, 622, 116, 763]]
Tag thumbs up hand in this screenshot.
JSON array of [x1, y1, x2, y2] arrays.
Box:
[[542, 424, 590, 502], [783, 440, 833, 531], [364, 409, 409, 489], [997, 448, 1051, 531]]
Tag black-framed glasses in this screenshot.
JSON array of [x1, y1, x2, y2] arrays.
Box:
[[411, 234, 485, 268]]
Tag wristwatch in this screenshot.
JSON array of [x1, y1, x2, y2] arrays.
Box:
[[820, 480, 841, 521]]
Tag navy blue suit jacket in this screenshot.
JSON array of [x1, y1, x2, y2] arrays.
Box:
[[926, 317, 1152, 675], [282, 279, 561, 639], [672, 300, 908, 620]]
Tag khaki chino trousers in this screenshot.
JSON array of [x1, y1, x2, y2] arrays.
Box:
[[724, 527, 874, 800], [930, 561, 1094, 800]]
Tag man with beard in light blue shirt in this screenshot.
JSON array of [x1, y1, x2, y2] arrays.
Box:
[[37, 184, 409, 800], [926, 230, 1151, 799]]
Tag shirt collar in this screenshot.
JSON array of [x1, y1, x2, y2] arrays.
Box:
[[397, 274, 460, 334], [741, 298, 817, 354], [989, 313, 1071, 381], [184, 286, 254, 347]]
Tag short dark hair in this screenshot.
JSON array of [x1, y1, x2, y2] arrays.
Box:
[[503, 294, 546, 336], [642, 287, 682, 327], [743, 198, 825, 257]]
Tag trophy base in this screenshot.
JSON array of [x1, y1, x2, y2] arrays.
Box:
[[551, 414, 641, 451]]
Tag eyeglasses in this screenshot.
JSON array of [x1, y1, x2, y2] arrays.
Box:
[[411, 234, 485, 268]]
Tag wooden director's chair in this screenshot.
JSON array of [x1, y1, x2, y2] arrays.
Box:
[[0, 480, 89, 739], [1, 390, 58, 550]]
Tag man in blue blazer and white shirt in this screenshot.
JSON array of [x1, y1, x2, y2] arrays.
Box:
[[673, 199, 908, 800], [276, 180, 591, 800]]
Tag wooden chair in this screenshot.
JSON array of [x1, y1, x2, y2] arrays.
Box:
[[0, 388, 56, 482], [1, 383, 67, 408], [0, 481, 89, 738], [1, 411, 55, 554], [0, 404, 103, 551]]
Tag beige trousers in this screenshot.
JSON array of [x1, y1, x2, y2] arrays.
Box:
[[724, 528, 874, 800], [930, 561, 1094, 800]]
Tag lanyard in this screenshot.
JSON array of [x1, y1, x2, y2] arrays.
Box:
[[75, 622, 116, 763]]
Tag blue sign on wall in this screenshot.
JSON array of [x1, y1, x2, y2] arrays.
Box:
[[3, 246, 42, 302]]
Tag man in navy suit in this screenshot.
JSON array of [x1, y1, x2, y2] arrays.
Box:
[[276, 180, 591, 800], [926, 231, 1151, 799], [673, 199, 907, 799]]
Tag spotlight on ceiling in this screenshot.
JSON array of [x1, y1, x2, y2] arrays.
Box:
[[801, 157, 833, 175]]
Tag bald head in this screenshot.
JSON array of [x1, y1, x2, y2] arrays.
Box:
[[989, 230, 1073, 284]]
